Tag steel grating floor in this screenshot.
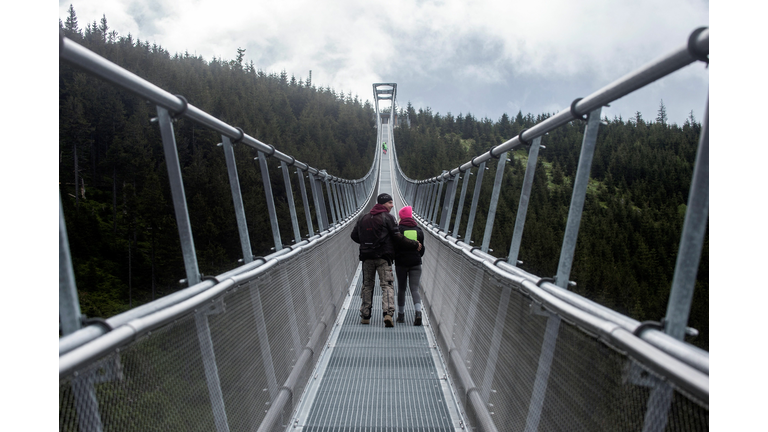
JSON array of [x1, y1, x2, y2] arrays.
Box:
[[291, 267, 463, 431]]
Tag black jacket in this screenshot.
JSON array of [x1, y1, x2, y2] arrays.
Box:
[[394, 219, 425, 267], [351, 207, 419, 265]]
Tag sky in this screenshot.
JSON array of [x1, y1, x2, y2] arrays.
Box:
[[58, 0, 709, 126]]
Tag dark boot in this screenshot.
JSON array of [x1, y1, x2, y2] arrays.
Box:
[[414, 311, 422, 326], [396, 313, 405, 323]]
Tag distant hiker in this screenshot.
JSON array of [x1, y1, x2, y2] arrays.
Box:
[[382, 142, 387, 154], [351, 193, 421, 327], [394, 206, 425, 326]]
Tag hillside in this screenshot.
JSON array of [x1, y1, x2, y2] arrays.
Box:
[[394, 105, 708, 350], [60, 10, 376, 318]]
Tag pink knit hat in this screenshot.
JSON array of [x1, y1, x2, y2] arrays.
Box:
[[399, 206, 413, 219]]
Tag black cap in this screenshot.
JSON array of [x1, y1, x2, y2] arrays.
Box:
[[377, 193, 393, 204]]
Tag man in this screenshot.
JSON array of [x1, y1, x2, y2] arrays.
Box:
[[351, 193, 421, 327]]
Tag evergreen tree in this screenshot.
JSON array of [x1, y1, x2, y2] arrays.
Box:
[[656, 100, 668, 126], [64, 4, 79, 36]]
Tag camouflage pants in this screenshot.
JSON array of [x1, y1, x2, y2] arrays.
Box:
[[360, 258, 395, 318]]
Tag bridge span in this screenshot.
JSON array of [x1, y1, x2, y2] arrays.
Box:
[[59, 28, 708, 431]]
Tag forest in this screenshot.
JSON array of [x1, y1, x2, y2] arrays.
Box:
[[59, 6, 707, 350], [393, 104, 708, 350], [59, 7, 377, 319]]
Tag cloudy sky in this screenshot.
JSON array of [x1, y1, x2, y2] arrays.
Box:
[[59, 0, 709, 125]]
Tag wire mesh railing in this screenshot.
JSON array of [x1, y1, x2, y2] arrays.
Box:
[[391, 27, 708, 432], [59, 23, 709, 432], [59, 34, 381, 431]]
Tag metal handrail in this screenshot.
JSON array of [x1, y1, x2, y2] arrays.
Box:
[[391, 28, 709, 368], [59, 35, 381, 355], [420, 27, 708, 183], [389, 25, 709, 431]]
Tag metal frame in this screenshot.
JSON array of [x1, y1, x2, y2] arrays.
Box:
[[390, 27, 709, 432], [59, 34, 378, 362], [60, 25, 709, 432]]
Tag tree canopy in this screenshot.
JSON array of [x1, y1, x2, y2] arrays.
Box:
[[60, 7, 707, 351], [60, 9, 375, 318], [394, 105, 708, 350]]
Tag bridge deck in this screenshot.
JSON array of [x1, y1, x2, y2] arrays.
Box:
[[290, 127, 464, 430], [293, 278, 461, 430]]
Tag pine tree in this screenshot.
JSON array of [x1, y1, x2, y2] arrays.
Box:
[[656, 100, 668, 126], [64, 4, 80, 36]]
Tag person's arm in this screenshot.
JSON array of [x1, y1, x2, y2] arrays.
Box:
[[350, 219, 360, 244], [418, 228, 425, 257], [387, 215, 420, 251]]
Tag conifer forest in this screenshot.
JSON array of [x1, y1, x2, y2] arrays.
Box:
[[59, 8, 708, 350]]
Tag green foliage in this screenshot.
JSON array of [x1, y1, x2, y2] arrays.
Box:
[[395, 109, 709, 351], [59, 9, 375, 320]]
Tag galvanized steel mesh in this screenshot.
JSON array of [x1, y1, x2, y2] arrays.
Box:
[[300, 276, 456, 431], [419, 227, 709, 431], [59, 220, 360, 432]]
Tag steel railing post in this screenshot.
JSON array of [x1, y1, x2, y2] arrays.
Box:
[[326, 177, 334, 224], [480, 286, 512, 403], [440, 174, 459, 232], [318, 174, 330, 229], [222, 136, 253, 263], [349, 183, 357, 212], [157, 106, 229, 432], [481, 152, 509, 253], [426, 182, 437, 224], [355, 181, 363, 209], [325, 175, 338, 226], [524, 107, 602, 432], [339, 181, 349, 219], [308, 172, 326, 232], [452, 169, 472, 238], [639, 97, 709, 432], [555, 107, 602, 287], [432, 171, 448, 226], [508, 136, 543, 266], [347, 182, 356, 212], [464, 161, 486, 244], [297, 168, 314, 237], [157, 106, 201, 285], [428, 181, 439, 224], [60, 194, 82, 336], [330, 180, 341, 221], [280, 161, 302, 244], [257, 151, 283, 251], [341, 182, 350, 218], [414, 183, 423, 214], [419, 183, 429, 218], [195, 307, 230, 432], [61, 193, 106, 432], [665, 96, 709, 340], [406, 182, 413, 205]]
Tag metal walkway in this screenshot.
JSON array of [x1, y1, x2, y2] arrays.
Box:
[[59, 36, 709, 432], [291, 125, 465, 430]]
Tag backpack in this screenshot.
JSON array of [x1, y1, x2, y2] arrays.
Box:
[[357, 213, 387, 259]]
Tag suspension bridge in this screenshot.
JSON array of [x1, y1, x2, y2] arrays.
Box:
[[59, 27, 709, 431]]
